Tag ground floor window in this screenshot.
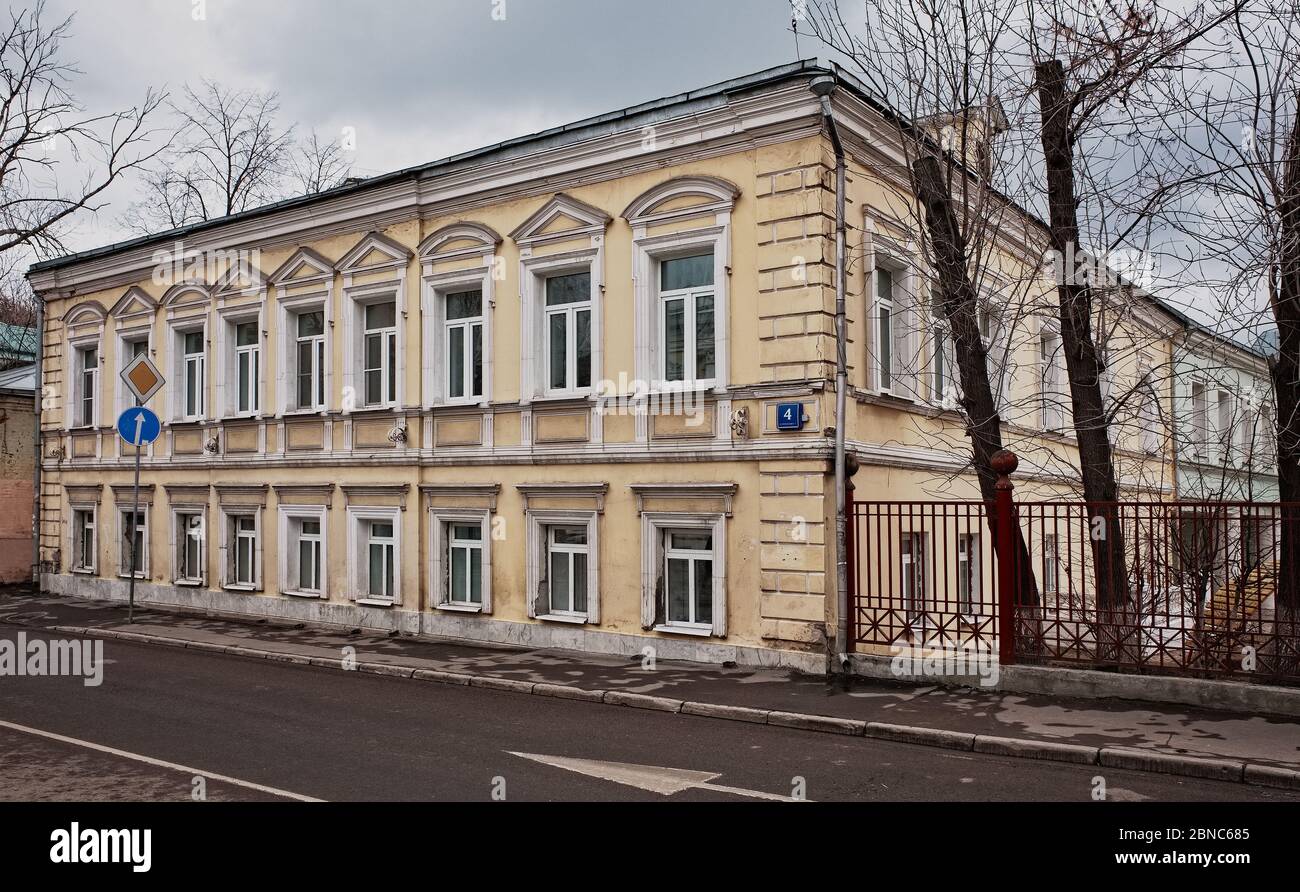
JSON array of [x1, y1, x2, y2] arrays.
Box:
[[347, 508, 400, 605], [640, 512, 726, 636], [223, 511, 259, 589], [367, 520, 396, 599], [429, 509, 493, 612], [72, 508, 96, 573], [174, 510, 205, 584], [957, 532, 980, 618], [901, 531, 929, 625], [1042, 533, 1059, 596], [546, 526, 588, 616], [527, 511, 599, 623], [281, 509, 326, 597], [119, 508, 148, 578]]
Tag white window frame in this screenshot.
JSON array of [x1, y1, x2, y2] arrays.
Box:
[[956, 532, 980, 621], [519, 249, 602, 403], [360, 299, 398, 408], [526, 509, 599, 623], [118, 506, 149, 579], [421, 266, 493, 408], [220, 508, 262, 591], [640, 512, 727, 637], [869, 254, 917, 399], [343, 283, 404, 411], [70, 505, 97, 574], [278, 505, 328, 598], [429, 508, 492, 613], [542, 267, 594, 397], [277, 293, 331, 415], [1039, 327, 1065, 431], [900, 531, 930, 627], [171, 321, 208, 422], [172, 507, 206, 586], [73, 342, 100, 429], [1190, 379, 1209, 459], [346, 506, 401, 606], [1138, 361, 1161, 455], [216, 306, 263, 418], [1042, 533, 1059, 595], [1215, 388, 1234, 462], [654, 251, 719, 389], [629, 199, 731, 397]]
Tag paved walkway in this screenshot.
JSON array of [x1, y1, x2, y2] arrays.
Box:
[[4, 588, 1299, 772]]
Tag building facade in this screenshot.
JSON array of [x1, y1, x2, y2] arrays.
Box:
[[26, 62, 1277, 671]]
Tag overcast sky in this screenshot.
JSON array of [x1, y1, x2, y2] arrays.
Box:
[[42, 0, 820, 253]]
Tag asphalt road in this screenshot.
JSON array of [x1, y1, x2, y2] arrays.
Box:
[[1, 624, 1297, 802]]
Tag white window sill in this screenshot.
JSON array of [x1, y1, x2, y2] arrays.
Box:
[[436, 601, 485, 613], [223, 413, 262, 421], [283, 589, 325, 599], [174, 578, 205, 587], [537, 612, 588, 625], [356, 597, 395, 608], [223, 583, 258, 593], [118, 572, 148, 580], [281, 408, 328, 418], [535, 391, 594, 404], [434, 398, 488, 410], [653, 623, 713, 638], [72, 567, 96, 576]]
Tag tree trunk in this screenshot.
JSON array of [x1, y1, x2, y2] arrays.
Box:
[[913, 154, 1042, 656], [1036, 60, 1132, 663], [1271, 100, 1300, 671]]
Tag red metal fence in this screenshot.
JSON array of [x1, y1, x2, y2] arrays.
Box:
[[848, 457, 1300, 685]]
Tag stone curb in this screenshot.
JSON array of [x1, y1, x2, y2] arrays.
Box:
[[38, 623, 1300, 791]]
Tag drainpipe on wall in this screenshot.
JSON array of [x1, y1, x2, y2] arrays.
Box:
[[32, 296, 43, 591], [811, 75, 849, 674]]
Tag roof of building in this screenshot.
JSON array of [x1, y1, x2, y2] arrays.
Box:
[[0, 361, 36, 394], [25, 59, 1270, 365]]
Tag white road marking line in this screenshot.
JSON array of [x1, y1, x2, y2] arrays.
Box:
[[509, 751, 807, 801], [0, 718, 323, 802]]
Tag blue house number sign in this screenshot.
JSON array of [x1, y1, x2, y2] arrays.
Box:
[[776, 402, 804, 431]]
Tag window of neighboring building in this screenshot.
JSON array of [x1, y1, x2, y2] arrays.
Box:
[[362, 301, 398, 407], [119, 508, 148, 578], [234, 320, 260, 414], [75, 345, 98, 427], [876, 267, 895, 393], [180, 329, 206, 420], [72, 508, 96, 574], [1042, 533, 1059, 595], [174, 511, 205, 584], [901, 531, 928, 625], [658, 253, 715, 385], [1216, 389, 1233, 460], [1040, 330, 1064, 431], [1191, 381, 1209, 458], [957, 533, 979, 619], [445, 289, 484, 401], [295, 310, 327, 411], [543, 272, 592, 394]]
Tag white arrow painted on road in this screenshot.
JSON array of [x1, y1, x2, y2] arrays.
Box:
[[508, 752, 807, 801]]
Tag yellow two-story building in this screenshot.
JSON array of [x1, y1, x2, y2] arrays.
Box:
[[31, 61, 1258, 672]]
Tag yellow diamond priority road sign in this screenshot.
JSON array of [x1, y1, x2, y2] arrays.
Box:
[[120, 352, 165, 404]]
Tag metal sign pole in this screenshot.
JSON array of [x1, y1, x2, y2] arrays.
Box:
[[128, 413, 144, 623]]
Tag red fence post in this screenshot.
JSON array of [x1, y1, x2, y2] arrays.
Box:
[[993, 449, 1019, 667], [844, 473, 856, 652]]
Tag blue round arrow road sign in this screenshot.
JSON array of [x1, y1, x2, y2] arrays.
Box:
[[116, 406, 161, 446]]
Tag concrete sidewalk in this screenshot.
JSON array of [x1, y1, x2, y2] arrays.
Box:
[[4, 588, 1300, 782]]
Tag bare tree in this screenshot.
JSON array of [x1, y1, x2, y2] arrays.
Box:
[[286, 129, 353, 196], [124, 80, 293, 233], [0, 1, 167, 257]]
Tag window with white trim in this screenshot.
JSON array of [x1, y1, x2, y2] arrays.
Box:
[[429, 508, 492, 612], [72, 508, 96, 573], [294, 310, 327, 411], [365, 519, 396, 600], [283, 512, 325, 595], [1039, 330, 1065, 431], [180, 329, 206, 420], [74, 345, 99, 428], [544, 525, 588, 616], [657, 253, 715, 385], [448, 523, 484, 605], [641, 510, 727, 636], [362, 301, 397, 407], [1042, 533, 1059, 595], [876, 267, 895, 393], [444, 289, 484, 401], [119, 508, 148, 578], [901, 531, 929, 625], [174, 510, 205, 584], [1215, 389, 1234, 461], [233, 320, 260, 414], [662, 529, 714, 629], [1138, 361, 1161, 454], [225, 512, 259, 589], [957, 533, 980, 618], [121, 337, 149, 409], [1191, 380, 1209, 458], [543, 272, 592, 394]]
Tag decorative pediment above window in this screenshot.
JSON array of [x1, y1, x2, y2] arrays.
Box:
[[212, 259, 266, 298], [164, 484, 211, 508], [160, 281, 213, 316], [111, 483, 156, 506], [341, 483, 410, 511], [420, 483, 500, 513], [65, 483, 103, 505], [62, 300, 107, 327], [509, 193, 611, 250], [109, 286, 158, 323], [215, 484, 269, 507], [272, 482, 336, 507], [335, 230, 413, 279], [267, 246, 335, 287], [621, 176, 740, 230], [418, 222, 502, 264], [516, 482, 609, 513], [629, 482, 737, 516]]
